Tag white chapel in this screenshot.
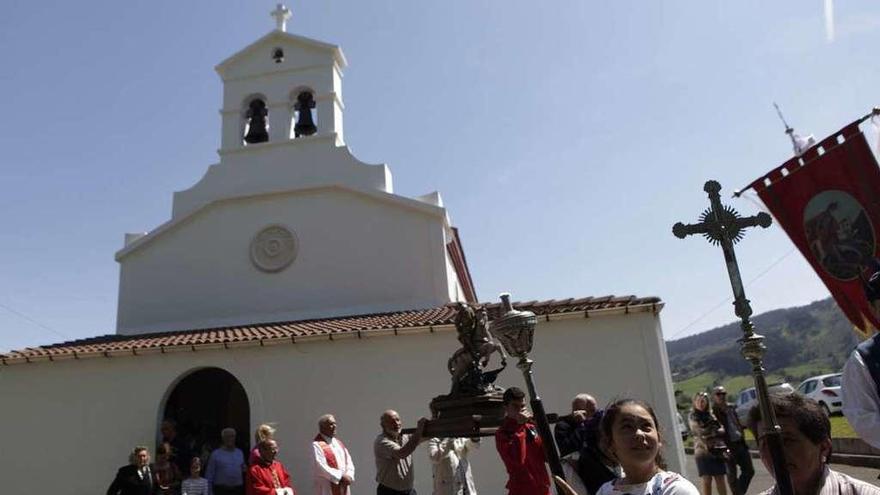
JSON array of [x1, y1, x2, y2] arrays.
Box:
[[0, 7, 685, 494]]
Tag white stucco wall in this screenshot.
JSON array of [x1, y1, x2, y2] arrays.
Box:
[[0, 310, 684, 495], [117, 187, 458, 334], [170, 141, 391, 220]]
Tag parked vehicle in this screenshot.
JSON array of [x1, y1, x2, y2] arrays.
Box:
[[796, 373, 842, 416], [735, 382, 795, 422]]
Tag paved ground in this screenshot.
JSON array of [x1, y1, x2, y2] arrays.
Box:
[[683, 454, 880, 494]]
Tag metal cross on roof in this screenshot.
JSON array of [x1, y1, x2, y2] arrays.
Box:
[[672, 180, 793, 495], [271, 3, 292, 32]]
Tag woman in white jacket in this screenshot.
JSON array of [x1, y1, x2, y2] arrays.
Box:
[[427, 437, 480, 495]]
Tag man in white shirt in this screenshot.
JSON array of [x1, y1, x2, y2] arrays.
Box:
[[842, 331, 880, 448], [312, 414, 355, 495]]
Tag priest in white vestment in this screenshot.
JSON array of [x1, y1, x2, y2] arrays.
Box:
[[312, 414, 355, 495]]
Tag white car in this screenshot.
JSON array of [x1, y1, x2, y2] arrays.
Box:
[[735, 382, 795, 423], [796, 373, 843, 416]]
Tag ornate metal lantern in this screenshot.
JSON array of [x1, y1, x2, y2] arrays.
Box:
[[489, 293, 565, 481], [490, 293, 536, 361]]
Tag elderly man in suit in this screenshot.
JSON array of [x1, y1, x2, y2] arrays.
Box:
[[107, 446, 159, 495]]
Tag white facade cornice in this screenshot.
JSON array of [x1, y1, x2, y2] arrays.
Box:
[[215, 132, 338, 155], [219, 63, 342, 84], [115, 184, 448, 261], [215, 30, 347, 78]]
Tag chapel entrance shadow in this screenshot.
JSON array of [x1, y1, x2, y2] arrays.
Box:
[[161, 367, 251, 460]]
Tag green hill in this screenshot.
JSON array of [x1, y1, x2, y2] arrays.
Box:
[[666, 297, 862, 399]]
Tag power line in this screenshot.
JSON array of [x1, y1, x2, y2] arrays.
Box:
[[0, 299, 69, 346], [668, 247, 798, 341]]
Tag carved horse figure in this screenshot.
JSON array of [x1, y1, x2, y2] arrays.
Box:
[[448, 303, 506, 394]]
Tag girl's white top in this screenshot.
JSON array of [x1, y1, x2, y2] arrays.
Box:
[[596, 471, 699, 495]]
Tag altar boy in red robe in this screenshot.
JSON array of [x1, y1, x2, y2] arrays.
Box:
[[495, 387, 551, 495], [247, 439, 294, 495]]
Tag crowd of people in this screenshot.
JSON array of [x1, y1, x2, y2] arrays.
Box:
[[107, 386, 880, 495]]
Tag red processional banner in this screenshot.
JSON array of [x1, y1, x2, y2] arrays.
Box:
[[745, 121, 880, 339]]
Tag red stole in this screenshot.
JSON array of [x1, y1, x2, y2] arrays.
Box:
[[314, 435, 346, 495]]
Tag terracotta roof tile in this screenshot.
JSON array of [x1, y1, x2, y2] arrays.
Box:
[[1, 295, 661, 364]]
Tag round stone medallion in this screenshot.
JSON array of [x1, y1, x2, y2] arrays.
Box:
[[250, 225, 298, 273]]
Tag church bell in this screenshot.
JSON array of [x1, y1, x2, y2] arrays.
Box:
[[244, 99, 269, 144], [294, 92, 317, 137]]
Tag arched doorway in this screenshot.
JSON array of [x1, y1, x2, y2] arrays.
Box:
[[161, 367, 250, 464]]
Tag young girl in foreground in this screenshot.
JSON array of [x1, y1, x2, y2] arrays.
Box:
[[557, 399, 699, 495]]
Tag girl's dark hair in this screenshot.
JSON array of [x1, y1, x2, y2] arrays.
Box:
[[599, 398, 667, 470]]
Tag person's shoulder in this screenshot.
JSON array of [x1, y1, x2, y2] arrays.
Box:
[[497, 417, 519, 434], [834, 469, 880, 495], [116, 464, 136, 475], [659, 471, 700, 495], [556, 417, 575, 429], [375, 433, 395, 449], [595, 479, 616, 495]]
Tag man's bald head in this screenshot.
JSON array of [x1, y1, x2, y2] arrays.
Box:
[[380, 409, 402, 437], [572, 393, 597, 416]]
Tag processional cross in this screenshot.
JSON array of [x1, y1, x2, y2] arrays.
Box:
[[672, 180, 793, 495]]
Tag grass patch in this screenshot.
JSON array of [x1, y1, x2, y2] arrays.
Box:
[[675, 372, 857, 439], [679, 373, 789, 398], [721, 375, 754, 395], [831, 415, 857, 438], [690, 415, 855, 441], [777, 361, 836, 383], [675, 373, 717, 397]]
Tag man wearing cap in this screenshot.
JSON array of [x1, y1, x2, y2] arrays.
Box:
[[711, 386, 753, 495]]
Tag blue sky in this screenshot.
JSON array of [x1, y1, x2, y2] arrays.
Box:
[[1, 1, 879, 353]]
